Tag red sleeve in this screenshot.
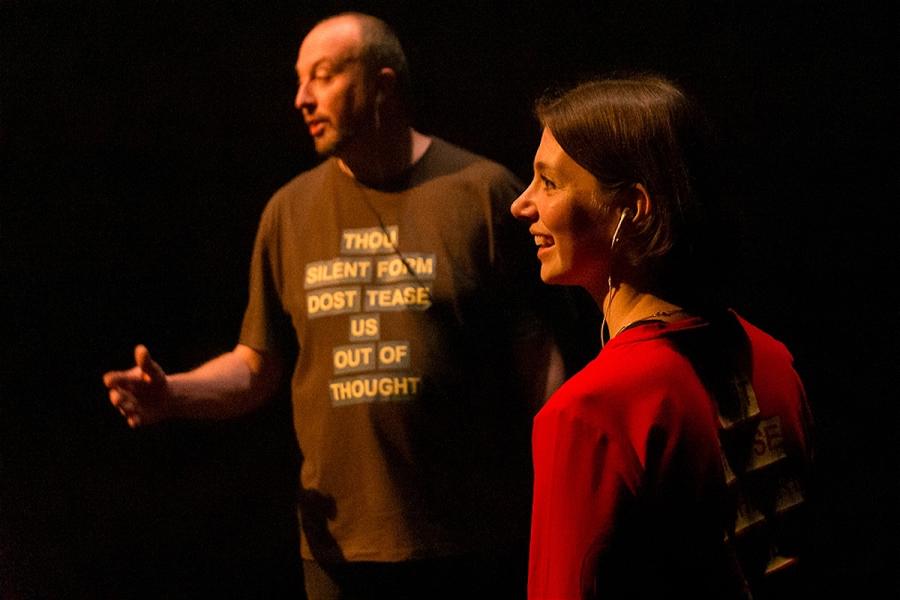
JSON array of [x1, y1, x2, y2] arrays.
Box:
[[528, 404, 641, 599]]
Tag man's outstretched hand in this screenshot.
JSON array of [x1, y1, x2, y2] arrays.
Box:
[[103, 345, 173, 428]]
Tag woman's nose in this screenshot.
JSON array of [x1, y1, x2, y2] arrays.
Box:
[[511, 188, 537, 221]]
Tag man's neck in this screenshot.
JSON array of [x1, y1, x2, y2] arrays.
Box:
[[337, 127, 432, 187]]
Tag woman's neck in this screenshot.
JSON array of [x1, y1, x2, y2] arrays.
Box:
[[602, 283, 687, 341]]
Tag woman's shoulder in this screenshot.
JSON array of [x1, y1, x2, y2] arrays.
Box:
[[541, 339, 689, 424], [543, 327, 722, 444]]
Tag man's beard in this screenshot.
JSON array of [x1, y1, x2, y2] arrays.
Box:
[[313, 130, 345, 157], [313, 114, 368, 157], [314, 108, 376, 157]]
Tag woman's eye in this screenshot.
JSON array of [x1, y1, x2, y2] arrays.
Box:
[[540, 175, 556, 190]]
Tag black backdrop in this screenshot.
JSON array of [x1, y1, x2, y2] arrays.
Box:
[[2, 1, 895, 598]]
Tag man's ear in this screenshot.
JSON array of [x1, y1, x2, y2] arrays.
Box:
[[375, 67, 397, 107]]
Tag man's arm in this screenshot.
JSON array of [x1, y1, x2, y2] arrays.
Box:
[[103, 343, 283, 428]]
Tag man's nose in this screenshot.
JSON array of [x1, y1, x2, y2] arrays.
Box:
[[295, 82, 315, 111]]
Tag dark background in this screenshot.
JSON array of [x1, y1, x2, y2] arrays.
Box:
[[2, 1, 895, 598]]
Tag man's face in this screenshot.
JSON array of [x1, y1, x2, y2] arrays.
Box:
[[294, 18, 373, 156]]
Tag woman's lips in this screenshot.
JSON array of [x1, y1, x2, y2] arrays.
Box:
[[534, 234, 554, 257]]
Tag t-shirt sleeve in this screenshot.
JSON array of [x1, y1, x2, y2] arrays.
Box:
[[239, 199, 295, 358]]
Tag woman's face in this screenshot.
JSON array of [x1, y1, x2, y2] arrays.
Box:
[[511, 128, 616, 291]]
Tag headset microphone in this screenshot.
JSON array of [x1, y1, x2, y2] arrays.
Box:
[[602, 208, 631, 348], [610, 208, 630, 250]]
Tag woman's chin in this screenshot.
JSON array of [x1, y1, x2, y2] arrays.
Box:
[[539, 267, 567, 286]]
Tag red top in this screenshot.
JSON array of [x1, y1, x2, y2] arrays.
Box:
[[528, 314, 812, 599]]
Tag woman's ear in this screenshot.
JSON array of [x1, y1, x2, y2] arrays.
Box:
[[628, 183, 652, 222]]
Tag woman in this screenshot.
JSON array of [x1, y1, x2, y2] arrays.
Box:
[[512, 74, 813, 599]]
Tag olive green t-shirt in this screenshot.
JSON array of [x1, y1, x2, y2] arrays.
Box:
[[240, 138, 543, 562]]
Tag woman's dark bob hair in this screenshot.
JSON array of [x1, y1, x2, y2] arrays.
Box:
[[536, 73, 731, 311]]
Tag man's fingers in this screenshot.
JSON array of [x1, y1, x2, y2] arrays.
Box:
[[104, 345, 167, 429], [103, 368, 138, 389], [109, 387, 131, 408], [109, 387, 133, 416], [103, 346, 154, 389], [134, 344, 165, 383], [103, 365, 142, 390], [102, 370, 120, 388], [109, 387, 143, 428]]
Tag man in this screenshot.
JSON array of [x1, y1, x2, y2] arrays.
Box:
[[104, 12, 562, 598]]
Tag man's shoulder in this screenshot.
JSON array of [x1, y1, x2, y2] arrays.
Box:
[[255, 159, 334, 228], [423, 137, 521, 186], [275, 158, 333, 198]]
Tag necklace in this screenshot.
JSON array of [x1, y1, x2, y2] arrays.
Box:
[[351, 174, 435, 305], [614, 309, 687, 337]]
